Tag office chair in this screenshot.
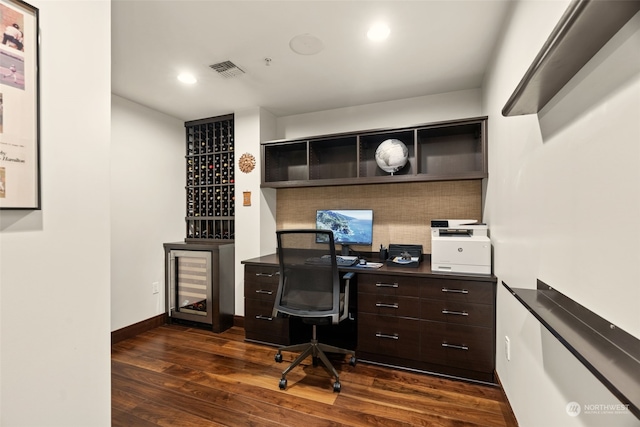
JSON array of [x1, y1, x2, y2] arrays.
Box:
[[272, 229, 356, 392]]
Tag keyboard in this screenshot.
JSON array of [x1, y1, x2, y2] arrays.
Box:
[[305, 255, 359, 267]]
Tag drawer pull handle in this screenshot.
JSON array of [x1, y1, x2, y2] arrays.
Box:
[[376, 303, 399, 309], [376, 282, 399, 288], [441, 309, 468, 316], [375, 333, 399, 340], [255, 290, 273, 295], [256, 272, 279, 277], [441, 288, 469, 294], [441, 343, 469, 351], [255, 315, 273, 321]]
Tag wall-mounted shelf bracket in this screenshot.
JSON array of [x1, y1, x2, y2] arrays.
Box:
[[503, 280, 640, 419], [502, 0, 640, 116]]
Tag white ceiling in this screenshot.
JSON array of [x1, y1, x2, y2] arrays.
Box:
[[111, 0, 513, 122]]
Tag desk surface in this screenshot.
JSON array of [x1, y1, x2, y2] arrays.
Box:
[[242, 253, 496, 283]]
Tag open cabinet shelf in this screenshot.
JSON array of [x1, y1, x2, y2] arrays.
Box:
[[261, 117, 487, 188]]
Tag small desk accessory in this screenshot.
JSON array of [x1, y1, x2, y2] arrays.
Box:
[[386, 244, 423, 268]]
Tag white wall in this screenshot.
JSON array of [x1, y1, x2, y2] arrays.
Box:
[[258, 111, 278, 257], [0, 1, 111, 425], [483, 1, 640, 425], [234, 107, 277, 315], [276, 88, 482, 139], [110, 95, 184, 331]]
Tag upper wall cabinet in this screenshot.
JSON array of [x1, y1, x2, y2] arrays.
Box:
[[261, 117, 487, 188]]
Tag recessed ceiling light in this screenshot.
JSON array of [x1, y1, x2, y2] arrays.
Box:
[[177, 73, 197, 84], [367, 23, 390, 42]]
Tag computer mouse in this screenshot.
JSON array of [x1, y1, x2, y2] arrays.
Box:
[[359, 258, 367, 265]]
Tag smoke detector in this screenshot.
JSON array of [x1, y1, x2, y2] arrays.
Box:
[[209, 60, 245, 78], [289, 34, 324, 55]]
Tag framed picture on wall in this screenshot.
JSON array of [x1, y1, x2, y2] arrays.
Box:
[[0, 0, 39, 209]]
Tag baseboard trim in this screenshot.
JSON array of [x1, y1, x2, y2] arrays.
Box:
[[494, 370, 519, 427], [233, 315, 244, 329], [111, 314, 167, 345]]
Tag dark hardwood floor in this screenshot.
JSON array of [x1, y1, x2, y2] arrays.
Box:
[[112, 324, 518, 427]]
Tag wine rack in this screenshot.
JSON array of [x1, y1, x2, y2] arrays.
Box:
[[184, 114, 234, 241]]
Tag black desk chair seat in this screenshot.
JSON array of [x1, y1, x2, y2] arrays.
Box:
[[272, 229, 356, 392]]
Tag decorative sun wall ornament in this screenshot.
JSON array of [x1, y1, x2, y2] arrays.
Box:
[[239, 153, 256, 173]]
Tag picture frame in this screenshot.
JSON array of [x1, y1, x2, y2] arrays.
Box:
[[0, 0, 39, 209]]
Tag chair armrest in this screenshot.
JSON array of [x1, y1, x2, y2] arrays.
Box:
[[339, 272, 354, 322]]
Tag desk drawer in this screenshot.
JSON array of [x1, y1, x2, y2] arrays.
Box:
[[420, 278, 494, 305], [420, 321, 494, 373], [244, 298, 289, 339], [244, 265, 280, 299], [358, 313, 420, 361], [420, 299, 494, 327], [358, 292, 420, 318], [358, 274, 421, 297]]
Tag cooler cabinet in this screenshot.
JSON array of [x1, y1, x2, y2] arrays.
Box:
[[164, 241, 235, 333]]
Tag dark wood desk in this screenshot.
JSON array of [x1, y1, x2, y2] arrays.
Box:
[[242, 254, 497, 384]]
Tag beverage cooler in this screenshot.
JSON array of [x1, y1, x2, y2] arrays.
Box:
[[164, 241, 235, 333]]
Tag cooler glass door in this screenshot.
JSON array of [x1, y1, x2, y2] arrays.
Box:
[[168, 250, 213, 324]]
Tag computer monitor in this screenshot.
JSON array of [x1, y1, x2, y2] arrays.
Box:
[[316, 209, 373, 255]]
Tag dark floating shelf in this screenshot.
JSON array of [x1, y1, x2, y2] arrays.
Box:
[[503, 280, 640, 419], [502, 0, 640, 116]]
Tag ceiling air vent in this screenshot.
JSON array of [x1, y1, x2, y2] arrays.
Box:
[[209, 61, 245, 78]]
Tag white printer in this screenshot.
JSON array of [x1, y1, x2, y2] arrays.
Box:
[[430, 219, 491, 275]]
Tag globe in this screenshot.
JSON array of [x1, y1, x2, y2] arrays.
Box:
[[375, 139, 408, 174]]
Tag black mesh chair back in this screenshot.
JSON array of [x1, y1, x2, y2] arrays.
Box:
[[271, 229, 356, 392], [273, 229, 342, 324]]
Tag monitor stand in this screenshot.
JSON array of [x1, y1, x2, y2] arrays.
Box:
[[341, 245, 351, 256]]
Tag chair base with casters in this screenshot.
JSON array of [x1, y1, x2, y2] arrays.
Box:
[[275, 323, 356, 392]]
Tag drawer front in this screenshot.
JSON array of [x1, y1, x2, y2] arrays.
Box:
[[244, 298, 289, 338], [358, 313, 420, 361], [358, 274, 421, 297], [420, 299, 494, 327], [358, 292, 420, 318], [244, 265, 280, 299], [420, 321, 494, 373], [420, 278, 494, 305], [244, 265, 280, 282]]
